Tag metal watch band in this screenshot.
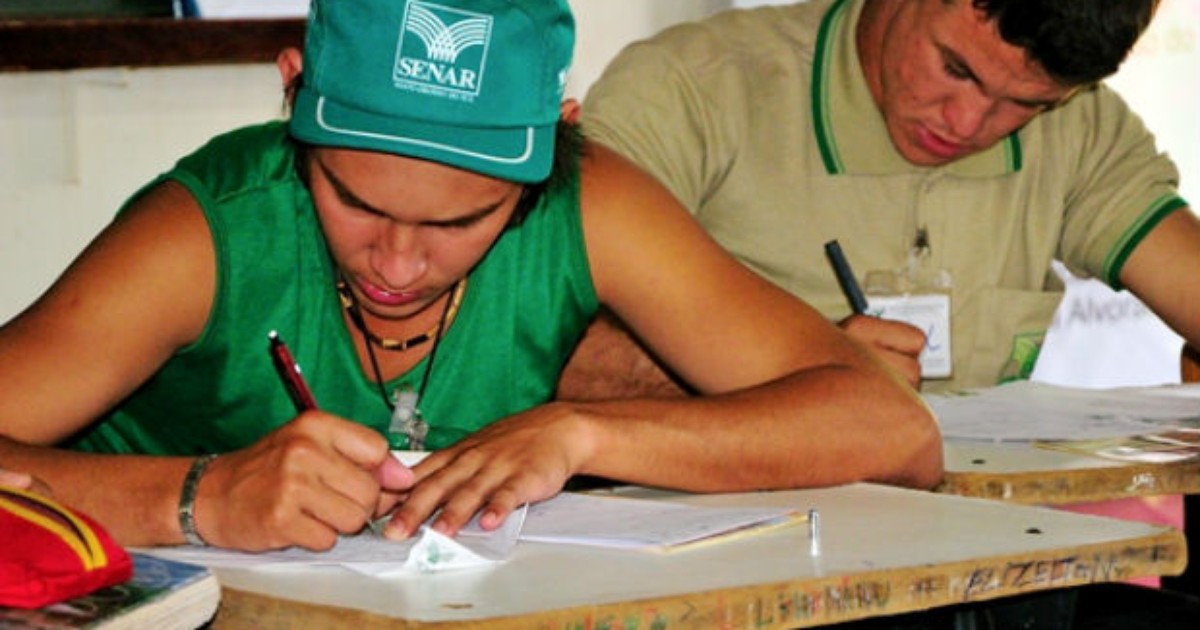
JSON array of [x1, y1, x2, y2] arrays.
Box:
[[178, 454, 218, 546]]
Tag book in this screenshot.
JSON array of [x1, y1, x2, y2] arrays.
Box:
[[0, 553, 220, 629]]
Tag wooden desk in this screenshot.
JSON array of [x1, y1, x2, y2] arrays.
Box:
[[208, 483, 1184, 629], [940, 440, 1200, 505]]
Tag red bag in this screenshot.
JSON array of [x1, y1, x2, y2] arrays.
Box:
[[0, 485, 133, 609]]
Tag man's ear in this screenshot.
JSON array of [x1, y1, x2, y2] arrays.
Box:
[[560, 99, 581, 125], [277, 47, 304, 103]]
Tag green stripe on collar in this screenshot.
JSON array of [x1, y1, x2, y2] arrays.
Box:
[[812, 0, 852, 174]]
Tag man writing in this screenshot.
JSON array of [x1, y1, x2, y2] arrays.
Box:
[[561, 1, 1200, 626], [562, 0, 1198, 398]]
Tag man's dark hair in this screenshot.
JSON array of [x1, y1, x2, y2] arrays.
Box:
[[511, 121, 584, 226], [971, 0, 1159, 86]]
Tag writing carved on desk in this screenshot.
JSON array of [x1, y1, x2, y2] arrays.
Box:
[[958, 543, 1181, 600], [909, 575, 948, 600], [1126, 471, 1158, 492], [744, 580, 894, 627]]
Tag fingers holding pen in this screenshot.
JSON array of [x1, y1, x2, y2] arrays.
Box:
[[197, 411, 406, 551], [824, 240, 926, 389], [839, 314, 925, 388]]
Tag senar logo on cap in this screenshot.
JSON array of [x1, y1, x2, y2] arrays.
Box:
[[290, 0, 575, 184], [394, 2, 492, 101]]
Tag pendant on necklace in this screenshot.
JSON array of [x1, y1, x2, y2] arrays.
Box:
[[388, 385, 429, 450]]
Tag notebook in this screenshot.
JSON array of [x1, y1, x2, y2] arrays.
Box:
[[0, 553, 220, 629]]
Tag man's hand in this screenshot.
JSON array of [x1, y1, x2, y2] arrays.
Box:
[[838, 314, 926, 388], [195, 412, 414, 551], [379, 403, 592, 539]]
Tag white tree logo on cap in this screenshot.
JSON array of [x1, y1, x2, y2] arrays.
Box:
[[393, 1, 493, 102], [407, 3, 489, 62]]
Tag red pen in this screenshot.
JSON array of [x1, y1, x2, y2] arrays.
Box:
[[268, 330, 319, 412]]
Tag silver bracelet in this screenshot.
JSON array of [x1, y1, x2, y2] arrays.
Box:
[[178, 454, 218, 546]]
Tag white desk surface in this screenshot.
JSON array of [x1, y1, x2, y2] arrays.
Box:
[[210, 483, 1184, 629], [942, 440, 1200, 504]]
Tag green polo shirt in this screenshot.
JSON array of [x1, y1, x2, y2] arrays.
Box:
[[583, 0, 1186, 391]]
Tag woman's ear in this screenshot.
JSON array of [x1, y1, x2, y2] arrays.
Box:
[[277, 47, 304, 104]]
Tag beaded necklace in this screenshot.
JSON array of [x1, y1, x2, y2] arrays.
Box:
[[338, 277, 466, 449]]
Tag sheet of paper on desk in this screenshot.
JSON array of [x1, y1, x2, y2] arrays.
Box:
[[926, 381, 1200, 442], [142, 505, 526, 577], [141, 491, 799, 574], [521, 492, 803, 551]]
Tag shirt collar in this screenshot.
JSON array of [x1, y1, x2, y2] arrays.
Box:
[[811, 0, 1022, 177]]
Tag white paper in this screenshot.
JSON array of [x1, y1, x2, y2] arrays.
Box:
[[144, 504, 524, 575], [143, 449, 799, 573], [399, 526, 493, 575], [391, 450, 428, 467], [926, 381, 1200, 442], [520, 492, 800, 550]]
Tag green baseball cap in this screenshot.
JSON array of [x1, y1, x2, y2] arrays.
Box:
[[290, 0, 574, 183]]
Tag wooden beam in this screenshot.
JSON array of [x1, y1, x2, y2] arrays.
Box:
[[0, 18, 305, 72]]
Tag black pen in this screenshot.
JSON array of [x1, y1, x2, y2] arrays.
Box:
[[268, 330, 319, 412], [824, 239, 869, 314]]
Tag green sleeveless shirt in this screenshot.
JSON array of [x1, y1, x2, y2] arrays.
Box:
[[70, 121, 597, 455]]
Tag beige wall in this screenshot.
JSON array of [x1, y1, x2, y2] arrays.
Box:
[[0, 1, 727, 322], [3, 0, 1193, 332], [570, 1, 726, 98], [0, 65, 285, 321]]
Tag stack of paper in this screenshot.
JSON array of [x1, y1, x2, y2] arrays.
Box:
[[520, 491, 801, 551], [144, 491, 802, 575], [925, 381, 1200, 442]]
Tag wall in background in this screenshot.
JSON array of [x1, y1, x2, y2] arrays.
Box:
[[1, 0, 1195, 390], [0, 1, 728, 322], [0, 64, 284, 321]]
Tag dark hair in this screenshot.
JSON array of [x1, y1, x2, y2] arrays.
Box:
[[510, 121, 584, 226], [971, 0, 1159, 86]]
